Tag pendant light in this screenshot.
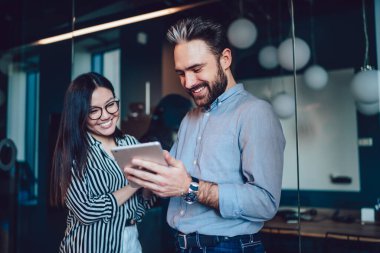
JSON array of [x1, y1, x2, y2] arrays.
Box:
[[272, 92, 295, 119], [271, 2, 295, 120], [350, 0, 380, 115], [278, 37, 310, 71], [227, 0, 257, 49], [276, 0, 310, 72], [258, 5, 278, 70], [303, 0, 328, 90]]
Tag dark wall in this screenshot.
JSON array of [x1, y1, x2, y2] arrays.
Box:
[[120, 19, 165, 118]]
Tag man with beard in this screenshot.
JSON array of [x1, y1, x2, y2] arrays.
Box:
[[124, 17, 285, 253]]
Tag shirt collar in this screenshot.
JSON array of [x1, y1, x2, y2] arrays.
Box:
[[204, 83, 244, 112], [86, 132, 121, 147], [87, 132, 99, 147]]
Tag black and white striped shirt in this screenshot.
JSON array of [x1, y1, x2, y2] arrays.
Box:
[[59, 133, 152, 253]]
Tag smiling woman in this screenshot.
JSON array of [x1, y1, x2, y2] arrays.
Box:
[[50, 72, 155, 253], [86, 88, 121, 142]]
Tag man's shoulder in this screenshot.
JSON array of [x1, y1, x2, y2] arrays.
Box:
[[236, 90, 272, 111]]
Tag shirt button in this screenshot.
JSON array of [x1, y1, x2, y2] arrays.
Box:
[[198, 136, 201, 141], [205, 113, 209, 117], [180, 210, 185, 216], [193, 160, 197, 165]]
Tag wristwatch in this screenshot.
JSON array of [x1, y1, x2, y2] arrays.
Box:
[[183, 176, 199, 204]]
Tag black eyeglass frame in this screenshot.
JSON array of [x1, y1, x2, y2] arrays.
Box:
[[88, 98, 120, 120]]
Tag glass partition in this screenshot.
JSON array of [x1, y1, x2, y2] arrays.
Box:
[[71, 1, 301, 252], [296, 1, 380, 252], [1, 0, 380, 252], [0, 0, 73, 252]]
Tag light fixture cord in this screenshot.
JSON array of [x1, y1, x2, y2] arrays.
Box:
[[278, 0, 285, 77], [265, 3, 273, 45], [362, 0, 369, 68], [71, 0, 76, 75], [239, 0, 243, 17], [310, 0, 317, 64]]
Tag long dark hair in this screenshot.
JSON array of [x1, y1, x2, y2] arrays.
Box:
[[50, 72, 122, 206]]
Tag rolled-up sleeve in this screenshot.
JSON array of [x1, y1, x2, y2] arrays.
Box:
[[219, 100, 285, 221], [66, 168, 118, 225]]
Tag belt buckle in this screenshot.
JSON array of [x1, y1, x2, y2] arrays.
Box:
[[178, 234, 187, 249]]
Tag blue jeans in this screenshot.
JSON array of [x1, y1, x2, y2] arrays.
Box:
[[176, 235, 266, 253]]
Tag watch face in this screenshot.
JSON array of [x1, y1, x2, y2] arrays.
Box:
[[184, 192, 197, 204], [183, 178, 199, 204]]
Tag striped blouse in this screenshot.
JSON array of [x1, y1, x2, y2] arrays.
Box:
[[59, 133, 153, 253]]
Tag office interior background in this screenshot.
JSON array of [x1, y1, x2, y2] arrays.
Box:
[[0, 0, 379, 252]]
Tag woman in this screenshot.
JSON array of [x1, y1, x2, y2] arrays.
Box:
[[51, 72, 153, 253]]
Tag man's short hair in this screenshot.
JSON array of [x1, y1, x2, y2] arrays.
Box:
[[166, 16, 229, 57]]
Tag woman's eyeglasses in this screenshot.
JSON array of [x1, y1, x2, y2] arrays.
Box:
[[88, 99, 120, 120]]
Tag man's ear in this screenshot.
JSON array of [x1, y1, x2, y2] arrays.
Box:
[[220, 48, 232, 70]]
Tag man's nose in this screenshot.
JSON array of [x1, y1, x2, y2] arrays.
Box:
[[184, 73, 196, 89]]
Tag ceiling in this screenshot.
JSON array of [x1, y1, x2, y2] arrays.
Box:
[[0, 0, 201, 52], [0, 0, 371, 58]]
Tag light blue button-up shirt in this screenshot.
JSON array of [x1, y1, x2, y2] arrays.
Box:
[[168, 83, 285, 236]]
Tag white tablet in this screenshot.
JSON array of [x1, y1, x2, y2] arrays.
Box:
[[111, 141, 167, 171]]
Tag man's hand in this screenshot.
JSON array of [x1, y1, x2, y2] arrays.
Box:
[[124, 150, 192, 198]]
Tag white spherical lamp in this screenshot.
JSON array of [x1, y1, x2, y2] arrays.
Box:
[[356, 101, 379, 116], [271, 93, 295, 119], [350, 69, 380, 103], [277, 37, 311, 71], [304, 65, 329, 90], [258, 45, 278, 69], [227, 18, 257, 49]]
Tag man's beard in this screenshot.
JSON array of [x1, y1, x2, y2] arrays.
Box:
[[187, 64, 228, 109]]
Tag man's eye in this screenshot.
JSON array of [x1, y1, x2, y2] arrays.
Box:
[[193, 68, 201, 73]]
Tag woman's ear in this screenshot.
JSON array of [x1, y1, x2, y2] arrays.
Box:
[[220, 48, 232, 70]]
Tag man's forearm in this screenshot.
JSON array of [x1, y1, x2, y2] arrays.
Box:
[[198, 180, 219, 210]]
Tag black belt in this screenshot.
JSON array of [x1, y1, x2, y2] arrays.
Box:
[[176, 232, 261, 249]]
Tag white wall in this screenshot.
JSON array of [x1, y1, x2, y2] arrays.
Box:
[[243, 68, 360, 191], [6, 64, 26, 160], [72, 46, 92, 79], [103, 49, 121, 127]]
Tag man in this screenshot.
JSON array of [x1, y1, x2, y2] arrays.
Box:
[[125, 17, 285, 253]]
